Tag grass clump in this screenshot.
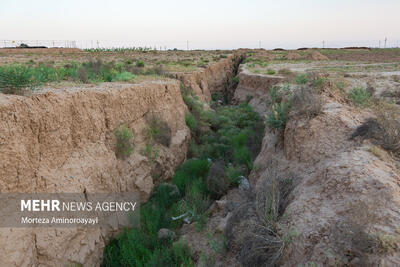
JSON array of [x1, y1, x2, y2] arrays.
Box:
[[290, 86, 324, 119], [267, 69, 276, 75], [296, 73, 309, 84], [0, 65, 34, 94], [136, 60, 145, 67], [225, 168, 299, 267], [185, 113, 198, 132], [266, 102, 291, 129], [114, 125, 134, 159], [112, 71, 136, 82], [144, 115, 172, 147], [349, 87, 371, 107]]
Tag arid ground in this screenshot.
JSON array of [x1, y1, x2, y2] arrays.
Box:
[[0, 47, 399, 267]]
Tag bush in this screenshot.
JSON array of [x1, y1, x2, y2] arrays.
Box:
[[351, 111, 400, 155], [296, 73, 309, 84], [349, 87, 371, 106], [267, 69, 276, 75], [112, 71, 136, 82], [185, 113, 198, 132], [290, 87, 324, 119], [266, 102, 291, 129], [206, 161, 230, 198], [172, 159, 210, 194], [77, 67, 89, 83], [136, 61, 145, 67], [0, 65, 33, 94], [144, 115, 171, 147], [114, 125, 134, 159], [225, 169, 299, 267]]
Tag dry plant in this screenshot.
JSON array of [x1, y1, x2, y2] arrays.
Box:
[[290, 86, 324, 119], [351, 110, 400, 156], [225, 168, 299, 266]]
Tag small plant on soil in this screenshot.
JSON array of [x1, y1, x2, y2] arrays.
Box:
[[351, 110, 400, 155], [135, 60, 145, 67], [266, 102, 291, 129], [267, 69, 276, 75], [144, 115, 171, 147], [296, 73, 309, 84], [290, 86, 324, 119], [185, 113, 198, 132], [348, 87, 371, 106], [114, 125, 134, 159]]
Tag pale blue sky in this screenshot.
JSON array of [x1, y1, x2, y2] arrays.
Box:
[[1, 0, 399, 49]]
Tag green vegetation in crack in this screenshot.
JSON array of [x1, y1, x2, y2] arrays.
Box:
[[101, 86, 264, 267]]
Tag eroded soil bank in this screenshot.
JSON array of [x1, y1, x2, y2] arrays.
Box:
[[0, 55, 242, 266]]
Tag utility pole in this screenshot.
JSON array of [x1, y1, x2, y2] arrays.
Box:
[[384, 37, 387, 48], [259, 41, 261, 49], [322, 40, 325, 49], [379, 40, 381, 48], [187, 40, 189, 51]]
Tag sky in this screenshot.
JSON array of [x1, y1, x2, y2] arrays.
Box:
[[1, 0, 399, 50]]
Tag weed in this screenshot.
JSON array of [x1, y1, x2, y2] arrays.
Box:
[[290, 87, 324, 119], [142, 143, 159, 162], [185, 113, 198, 132], [135, 60, 145, 67], [0, 65, 34, 94], [352, 111, 400, 155], [172, 159, 210, 195], [207, 232, 227, 254], [267, 69, 276, 75], [349, 87, 371, 107], [144, 115, 171, 147], [266, 102, 291, 129], [206, 161, 229, 198], [114, 125, 134, 159], [296, 73, 309, 84], [232, 76, 239, 85], [335, 80, 346, 91], [226, 168, 299, 267], [112, 71, 136, 82]]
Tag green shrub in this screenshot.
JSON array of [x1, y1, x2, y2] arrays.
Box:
[[114, 125, 134, 159], [225, 165, 243, 185], [266, 102, 291, 129], [136, 61, 145, 67], [185, 113, 198, 132], [172, 159, 210, 194], [142, 143, 159, 161], [267, 69, 276, 75], [311, 77, 327, 89], [349, 87, 371, 107], [0, 65, 33, 94], [296, 73, 309, 84], [232, 76, 239, 84]]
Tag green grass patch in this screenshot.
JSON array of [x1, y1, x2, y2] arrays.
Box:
[[112, 71, 136, 82], [114, 125, 134, 159], [349, 87, 371, 107]]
